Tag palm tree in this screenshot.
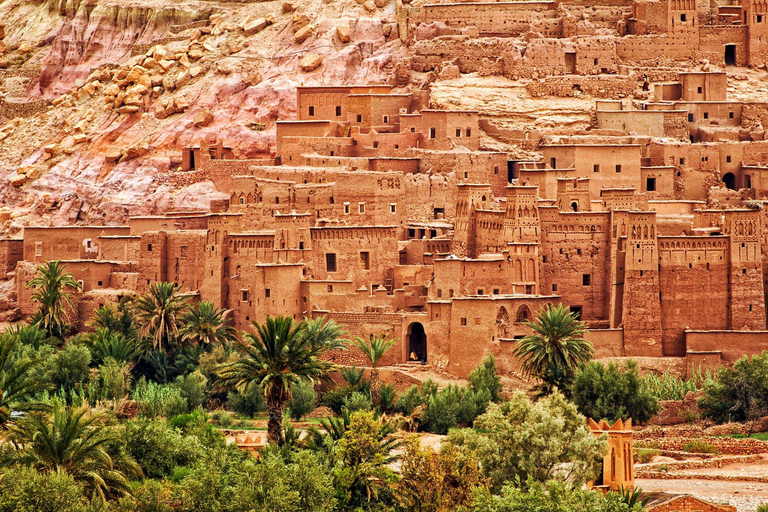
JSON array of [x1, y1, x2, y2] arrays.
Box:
[[82, 327, 143, 366], [351, 334, 396, 405], [179, 301, 236, 347], [214, 316, 345, 445], [133, 282, 189, 351], [512, 303, 593, 398], [2, 404, 142, 499], [0, 334, 47, 428], [25, 261, 82, 338]]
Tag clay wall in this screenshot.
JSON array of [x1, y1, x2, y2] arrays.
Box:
[[416, 2, 556, 37], [685, 330, 768, 363], [97, 236, 141, 262], [22, 226, 130, 263], [679, 72, 728, 102], [678, 102, 742, 128], [228, 263, 304, 330], [658, 236, 731, 355], [403, 110, 480, 151], [648, 495, 736, 512], [347, 94, 412, 132], [699, 26, 748, 65], [431, 252, 539, 300], [542, 145, 643, 197], [596, 109, 689, 138], [584, 328, 625, 357], [0, 239, 22, 279], [641, 166, 676, 198], [308, 226, 399, 289], [317, 310, 408, 365], [129, 215, 209, 235], [411, 36, 522, 73], [275, 120, 335, 157], [540, 209, 611, 320]]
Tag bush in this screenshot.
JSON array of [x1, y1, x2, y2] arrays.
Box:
[[123, 419, 205, 478], [469, 354, 503, 402], [379, 383, 397, 414], [343, 391, 373, 413], [682, 441, 718, 454], [395, 385, 423, 415], [125, 479, 175, 512], [42, 343, 91, 397], [132, 378, 188, 418], [226, 381, 266, 418], [288, 380, 317, 421], [634, 448, 659, 464], [700, 351, 768, 424], [572, 360, 659, 424], [173, 370, 208, 411], [421, 384, 491, 434], [757, 504, 768, 512], [0, 466, 88, 512], [88, 358, 132, 404], [321, 386, 355, 415]]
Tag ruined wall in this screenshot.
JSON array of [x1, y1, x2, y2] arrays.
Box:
[[0, 239, 23, 279]]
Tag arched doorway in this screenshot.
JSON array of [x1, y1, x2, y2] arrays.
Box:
[[723, 172, 736, 190], [570, 201, 579, 212], [407, 322, 427, 362]]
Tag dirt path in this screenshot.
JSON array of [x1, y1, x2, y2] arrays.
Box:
[[637, 478, 768, 512]]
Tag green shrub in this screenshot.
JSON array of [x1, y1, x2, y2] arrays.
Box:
[[469, 354, 503, 402], [572, 360, 659, 423], [395, 385, 423, 415], [682, 441, 718, 454], [125, 479, 175, 512], [757, 504, 768, 512], [343, 391, 373, 413], [421, 384, 491, 434], [321, 385, 355, 415], [226, 381, 266, 418], [42, 343, 91, 397], [379, 383, 397, 414], [700, 351, 768, 423], [287, 380, 317, 421], [132, 378, 188, 418], [211, 410, 234, 428], [88, 358, 132, 404], [634, 448, 659, 463], [173, 370, 208, 410], [123, 419, 204, 478], [0, 466, 88, 512]]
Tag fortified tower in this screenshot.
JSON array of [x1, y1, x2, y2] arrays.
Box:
[[502, 185, 541, 244], [724, 209, 767, 330]]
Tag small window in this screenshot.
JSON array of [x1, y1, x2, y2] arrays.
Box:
[[593, 164, 600, 172], [697, 86, 702, 93], [437, 289, 442, 298], [430, 128, 436, 138], [97, 281, 103, 286], [410, 127, 415, 133], [241, 290, 249, 302], [551, 157, 557, 168], [383, 115, 389, 124], [373, 141, 379, 149], [360, 251, 370, 270], [615, 165, 622, 173], [704, 112, 709, 119], [455, 128, 461, 137], [336, 106, 342, 116], [390, 204, 396, 213], [359, 203, 365, 213], [148, 243, 153, 252], [727, 155, 732, 163], [679, 157, 685, 165], [309, 106, 315, 117], [743, 268, 747, 274], [494, 166, 499, 174], [729, 111, 734, 119], [688, 113, 694, 122], [477, 289, 484, 295], [582, 274, 591, 286], [759, 14, 764, 22], [330, 196, 335, 204], [239, 197, 245, 204], [299, 241, 304, 250], [326, 253, 337, 272], [344, 203, 350, 214], [493, 288, 499, 295], [681, 13, 687, 21], [460, 318, 467, 326], [552, 284, 558, 291], [180, 246, 188, 260], [466, 128, 471, 137], [356, 114, 362, 122], [327, 284, 334, 292], [275, 196, 280, 204], [646, 177, 656, 191], [265, 289, 271, 298]]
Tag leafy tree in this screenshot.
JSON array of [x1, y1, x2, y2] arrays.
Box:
[[91, 298, 138, 340], [0, 334, 47, 428], [25, 261, 82, 339], [0, 466, 89, 512], [226, 381, 266, 418], [215, 316, 344, 444], [572, 360, 659, 424], [699, 351, 768, 424], [512, 303, 593, 398], [180, 301, 236, 347], [396, 437, 485, 512], [173, 370, 208, 411], [334, 410, 399, 510], [288, 379, 317, 420], [447, 391, 606, 492], [469, 480, 646, 512], [421, 384, 491, 434], [88, 358, 132, 403], [395, 385, 424, 416], [41, 343, 91, 398], [1, 404, 142, 500], [4, 324, 53, 350], [351, 334, 396, 404], [123, 418, 204, 478], [133, 282, 190, 351], [469, 354, 503, 402], [343, 391, 374, 413]]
